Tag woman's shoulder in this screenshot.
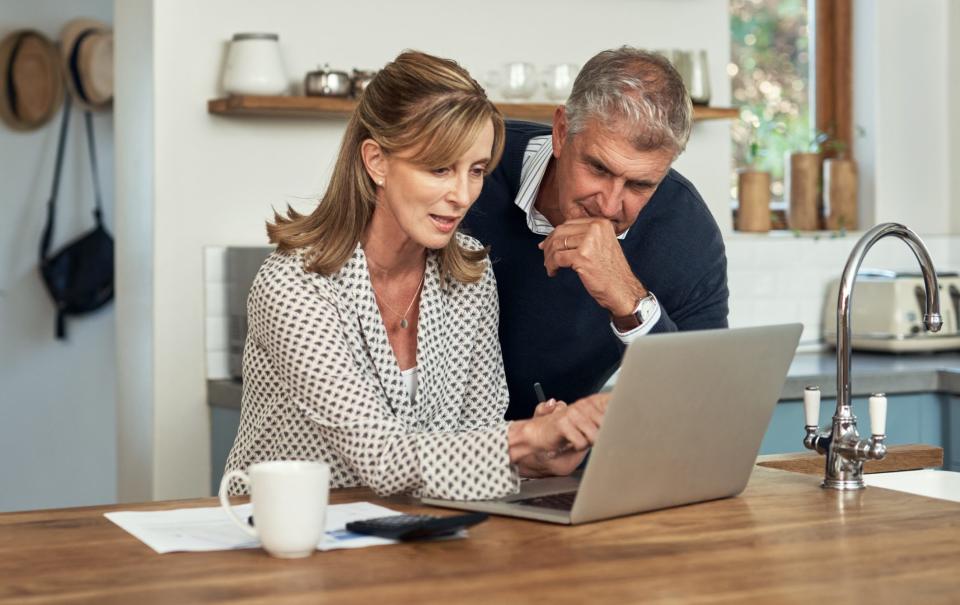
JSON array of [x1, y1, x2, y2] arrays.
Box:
[[454, 231, 485, 253], [253, 247, 337, 298]]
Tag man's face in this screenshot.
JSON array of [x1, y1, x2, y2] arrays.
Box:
[[551, 114, 674, 234]]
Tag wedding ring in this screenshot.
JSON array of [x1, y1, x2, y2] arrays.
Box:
[[563, 236, 569, 250]]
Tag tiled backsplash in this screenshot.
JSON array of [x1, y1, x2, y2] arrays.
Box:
[[205, 247, 231, 379], [204, 234, 960, 379], [725, 233, 958, 349]]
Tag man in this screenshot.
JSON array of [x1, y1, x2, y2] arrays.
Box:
[[464, 47, 729, 421]]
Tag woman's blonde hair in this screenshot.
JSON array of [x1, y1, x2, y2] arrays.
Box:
[[268, 50, 505, 284]]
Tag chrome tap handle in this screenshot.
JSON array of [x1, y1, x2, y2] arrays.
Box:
[[867, 393, 888, 460], [869, 393, 887, 436], [803, 385, 821, 428], [802, 386, 826, 453]]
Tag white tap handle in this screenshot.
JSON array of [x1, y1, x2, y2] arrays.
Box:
[[869, 393, 887, 436], [803, 386, 820, 427]]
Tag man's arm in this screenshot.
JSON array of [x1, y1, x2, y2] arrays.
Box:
[[540, 216, 728, 342], [648, 260, 729, 334]]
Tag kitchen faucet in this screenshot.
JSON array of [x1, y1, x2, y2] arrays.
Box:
[[803, 223, 942, 489]]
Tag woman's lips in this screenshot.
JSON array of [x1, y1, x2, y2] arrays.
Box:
[[429, 214, 458, 233]]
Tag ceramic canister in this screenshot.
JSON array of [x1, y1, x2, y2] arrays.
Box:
[[221, 33, 288, 96]]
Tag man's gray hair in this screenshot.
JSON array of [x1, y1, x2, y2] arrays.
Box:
[[564, 47, 693, 156]]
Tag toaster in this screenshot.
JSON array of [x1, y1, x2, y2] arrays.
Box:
[[822, 269, 960, 352]]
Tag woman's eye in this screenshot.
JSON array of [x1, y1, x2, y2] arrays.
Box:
[[470, 167, 486, 177], [431, 167, 451, 176]]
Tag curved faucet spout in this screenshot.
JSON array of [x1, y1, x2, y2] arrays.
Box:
[[836, 223, 942, 413], [804, 222, 941, 490]]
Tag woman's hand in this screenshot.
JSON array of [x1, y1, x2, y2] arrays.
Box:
[[508, 393, 610, 477]]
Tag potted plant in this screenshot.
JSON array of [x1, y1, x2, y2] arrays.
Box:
[[785, 132, 826, 232], [736, 138, 772, 232], [821, 131, 860, 231]]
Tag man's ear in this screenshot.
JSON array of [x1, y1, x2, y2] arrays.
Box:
[[552, 106, 568, 158], [360, 139, 387, 183]]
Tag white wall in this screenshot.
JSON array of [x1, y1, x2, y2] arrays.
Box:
[[950, 0, 960, 234], [114, 0, 154, 504], [116, 0, 733, 500], [867, 0, 951, 233], [0, 0, 115, 512]]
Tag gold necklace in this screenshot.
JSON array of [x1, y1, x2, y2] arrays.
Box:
[[370, 271, 425, 329]]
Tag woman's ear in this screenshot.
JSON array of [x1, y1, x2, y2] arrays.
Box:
[[360, 139, 387, 185]]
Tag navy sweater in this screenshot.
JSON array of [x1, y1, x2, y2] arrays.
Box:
[[463, 121, 729, 420]]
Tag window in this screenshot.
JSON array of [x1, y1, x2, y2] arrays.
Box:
[[730, 0, 852, 230], [730, 0, 812, 226]]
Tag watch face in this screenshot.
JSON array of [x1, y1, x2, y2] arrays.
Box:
[[638, 296, 657, 322]]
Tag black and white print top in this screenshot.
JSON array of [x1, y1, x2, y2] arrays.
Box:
[[224, 232, 521, 500]]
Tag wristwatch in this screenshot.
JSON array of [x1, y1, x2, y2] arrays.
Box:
[[635, 293, 659, 326], [612, 292, 658, 332]]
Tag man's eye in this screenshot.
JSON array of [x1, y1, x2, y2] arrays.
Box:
[[590, 163, 609, 175]]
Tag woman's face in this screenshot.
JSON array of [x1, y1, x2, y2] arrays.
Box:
[[374, 120, 495, 250]]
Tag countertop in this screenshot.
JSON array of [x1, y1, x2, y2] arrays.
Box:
[[208, 350, 960, 410], [3, 466, 959, 603]]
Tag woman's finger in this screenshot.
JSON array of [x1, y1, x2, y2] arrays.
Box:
[[533, 399, 558, 417]]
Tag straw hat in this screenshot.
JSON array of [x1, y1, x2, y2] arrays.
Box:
[[59, 18, 113, 111], [0, 30, 65, 131]]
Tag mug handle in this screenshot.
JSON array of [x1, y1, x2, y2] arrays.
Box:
[[219, 470, 258, 539]]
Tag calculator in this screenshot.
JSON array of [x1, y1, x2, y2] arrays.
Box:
[[345, 512, 489, 541]]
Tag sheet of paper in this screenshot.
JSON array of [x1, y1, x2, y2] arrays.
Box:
[[104, 501, 402, 554]]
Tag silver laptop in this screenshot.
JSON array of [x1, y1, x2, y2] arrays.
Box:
[[422, 323, 802, 524]]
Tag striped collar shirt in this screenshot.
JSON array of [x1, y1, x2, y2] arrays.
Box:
[[516, 135, 556, 235], [515, 136, 628, 239]]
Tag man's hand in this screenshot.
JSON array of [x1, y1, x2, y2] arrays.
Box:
[[538, 217, 646, 317]]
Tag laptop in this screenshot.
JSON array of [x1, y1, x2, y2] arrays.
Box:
[[422, 323, 803, 524]]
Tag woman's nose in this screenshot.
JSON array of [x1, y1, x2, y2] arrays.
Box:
[[448, 173, 472, 207]]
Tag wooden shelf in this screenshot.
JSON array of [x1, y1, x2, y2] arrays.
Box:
[[207, 95, 740, 122]]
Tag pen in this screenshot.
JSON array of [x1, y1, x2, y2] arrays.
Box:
[[534, 382, 546, 403]]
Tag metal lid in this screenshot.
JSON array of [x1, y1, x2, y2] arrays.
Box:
[[231, 33, 279, 41]]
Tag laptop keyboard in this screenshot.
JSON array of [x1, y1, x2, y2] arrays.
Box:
[[514, 491, 577, 511]]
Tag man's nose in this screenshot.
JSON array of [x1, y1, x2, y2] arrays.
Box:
[[596, 180, 626, 219]]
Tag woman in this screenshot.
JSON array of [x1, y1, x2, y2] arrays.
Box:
[[224, 51, 606, 500]]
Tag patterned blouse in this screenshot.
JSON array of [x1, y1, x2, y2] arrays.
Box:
[[224, 233, 521, 500]]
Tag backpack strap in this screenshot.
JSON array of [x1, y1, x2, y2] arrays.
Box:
[[39, 95, 72, 261]]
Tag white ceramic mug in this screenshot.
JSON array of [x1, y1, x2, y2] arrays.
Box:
[[219, 460, 330, 558]]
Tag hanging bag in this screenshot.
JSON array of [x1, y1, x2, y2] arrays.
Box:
[[38, 96, 114, 339]]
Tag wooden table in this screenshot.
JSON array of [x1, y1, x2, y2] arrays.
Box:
[[2, 466, 959, 604]]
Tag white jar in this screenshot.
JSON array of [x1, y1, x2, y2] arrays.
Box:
[[221, 33, 289, 96]]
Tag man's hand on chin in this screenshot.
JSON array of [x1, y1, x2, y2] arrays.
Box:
[[538, 217, 647, 317]]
